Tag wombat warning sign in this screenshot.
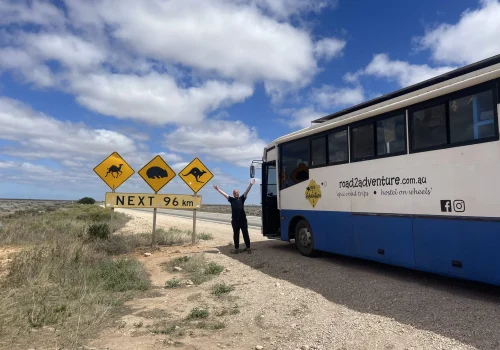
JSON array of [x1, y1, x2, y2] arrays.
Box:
[[138, 155, 176, 192]]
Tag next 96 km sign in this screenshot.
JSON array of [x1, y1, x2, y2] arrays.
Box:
[[105, 192, 202, 209]]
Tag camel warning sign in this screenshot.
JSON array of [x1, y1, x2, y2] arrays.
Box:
[[138, 155, 176, 193], [179, 157, 213, 193], [93, 151, 135, 190]]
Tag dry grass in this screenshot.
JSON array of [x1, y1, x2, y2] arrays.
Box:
[[162, 254, 224, 285], [90, 226, 213, 255], [0, 204, 129, 246], [0, 204, 151, 349]]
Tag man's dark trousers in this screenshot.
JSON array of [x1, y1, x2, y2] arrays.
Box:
[[232, 218, 250, 249]]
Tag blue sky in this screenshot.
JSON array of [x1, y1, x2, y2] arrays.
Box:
[[0, 0, 499, 204]]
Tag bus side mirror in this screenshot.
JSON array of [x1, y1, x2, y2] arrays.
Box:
[[250, 165, 255, 178]]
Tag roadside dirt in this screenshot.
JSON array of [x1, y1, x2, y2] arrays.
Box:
[[86, 209, 480, 350], [0, 246, 20, 279]]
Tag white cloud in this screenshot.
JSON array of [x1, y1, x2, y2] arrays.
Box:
[[0, 97, 180, 168], [0, 161, 16, 169], [345, 53, 456, 87], [0, 97, 137, 158], [314, 37, 346, 61], [281, 107, 325, 129], [164, 120, 267, 167], [0, 0, 66, 28], [0, 0, 342, 126], [20, 32, 107, 70], [311, 85, 365, 109], [0, 48, 56, 88], [415, 0, 500, 65], [280, 84, 367, 129], [69, 73, 253, 126], [63, 0, 320, 85], [248, 0, 334, 18]]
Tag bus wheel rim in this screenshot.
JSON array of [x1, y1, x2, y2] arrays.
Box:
[[298, 227, 311, 247]]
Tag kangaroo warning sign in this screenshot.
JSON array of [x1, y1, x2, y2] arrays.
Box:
[[179, 157, 213, 193], [93, 152, 134, 190], [105, 192, 202, 209], [138, 155, 176, 193]]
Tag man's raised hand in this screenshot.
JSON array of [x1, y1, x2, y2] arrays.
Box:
[[250, 178, 256, 185], [213, 184, 219, 191]]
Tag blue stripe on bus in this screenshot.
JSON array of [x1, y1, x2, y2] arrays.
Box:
[[280, 210, 500, 286]]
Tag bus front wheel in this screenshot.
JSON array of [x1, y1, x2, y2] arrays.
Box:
[[295, 219, 316, 257]]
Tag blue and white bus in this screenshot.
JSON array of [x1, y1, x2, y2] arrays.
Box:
[[251, 53, 500, 286]]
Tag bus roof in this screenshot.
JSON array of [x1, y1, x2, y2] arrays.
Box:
[[311, 53, 500, 124]]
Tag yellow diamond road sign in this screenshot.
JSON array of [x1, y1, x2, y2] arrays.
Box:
[[93, 151, 135, 190], [179, 157, 213, 193], [305, 179, 322, 208], [138, 155, 176, 193]]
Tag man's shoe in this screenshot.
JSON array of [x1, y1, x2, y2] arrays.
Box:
[[230, 248, 240, 254]]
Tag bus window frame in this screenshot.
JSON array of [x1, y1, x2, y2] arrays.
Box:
[[408, 80, 499, 154], [349, 108, 408, 163]]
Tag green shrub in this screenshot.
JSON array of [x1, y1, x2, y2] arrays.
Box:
[[89, 258, 151, 292], [87, 222, 110, 240], [165, 278, 182, 288], [204, 262, 224, 276], [211, 283, 234, 296], [197, 233, 213, 240], [187, 307, 209, 319], [77, 197, 96, 205]]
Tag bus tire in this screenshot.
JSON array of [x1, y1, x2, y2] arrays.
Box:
[[295, 219, 316, 257]]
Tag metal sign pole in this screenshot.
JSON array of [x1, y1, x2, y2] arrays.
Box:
[[152, 191, 158, 247], [192, 192, 197, 245], [110, 188, 115, 235]]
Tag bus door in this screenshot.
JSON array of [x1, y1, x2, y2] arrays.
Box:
[[261, 161, 280, 237]]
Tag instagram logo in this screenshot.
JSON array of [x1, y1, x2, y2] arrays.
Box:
[[453, 200, 465, 212]]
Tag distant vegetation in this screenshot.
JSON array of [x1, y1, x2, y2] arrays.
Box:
[[77, 196, 96, 204]]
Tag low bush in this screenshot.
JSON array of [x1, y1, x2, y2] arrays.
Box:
[[87, 222, 110, 240], [162, 254, 224, 286], [187, 307, 209, 320], [211, 283, 234, 296], [77, 197, 96, 205], [165, 278, 182, 289]]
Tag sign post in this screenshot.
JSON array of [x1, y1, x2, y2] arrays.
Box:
[[138, 155, 176, 247], [179, 158, 213, 245], [93, 152, 135, 235], [192, 192, 198, 244]]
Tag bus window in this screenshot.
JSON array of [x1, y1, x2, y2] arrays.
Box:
[[411, 104, 447, 150], [311, 137, 327, 167], [376, 114, 406, 155], [280, 138, 309, 189], [328, 129, 348, 164], [449, 89, 495, 144], [351, 123, 374, 160], [267, 166, 277, 196]]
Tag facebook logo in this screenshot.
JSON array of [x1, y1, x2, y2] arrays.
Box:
[[440, 200, 452, 212]]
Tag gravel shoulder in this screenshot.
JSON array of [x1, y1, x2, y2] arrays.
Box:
[[85, 209, 491, 350]]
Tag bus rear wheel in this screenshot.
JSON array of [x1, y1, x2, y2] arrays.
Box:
[[295, 219, 316, 257]]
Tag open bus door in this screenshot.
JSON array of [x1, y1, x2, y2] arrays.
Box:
[[260, 161, 280, 237]]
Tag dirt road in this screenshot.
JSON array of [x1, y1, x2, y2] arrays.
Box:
[[87, 209, 499, 350]]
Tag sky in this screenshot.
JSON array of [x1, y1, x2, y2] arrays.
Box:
[[0, 0, 499, 204]]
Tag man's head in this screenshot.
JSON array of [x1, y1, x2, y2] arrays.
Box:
[[233, 189, 239, 198]]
